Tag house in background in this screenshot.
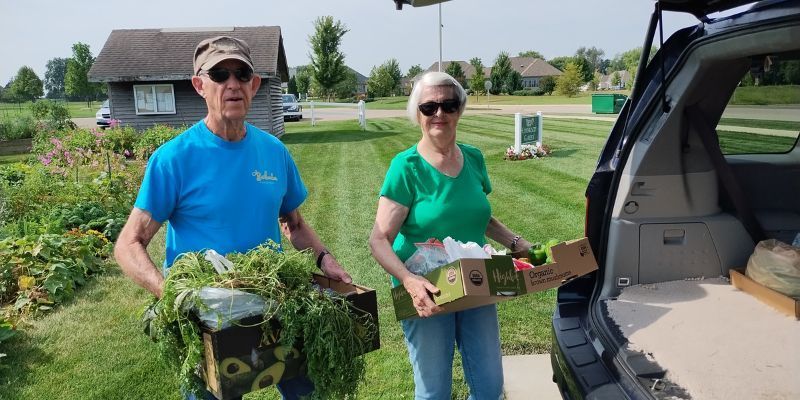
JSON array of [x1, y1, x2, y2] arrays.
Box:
[[507, 57, 562, 88], [598, 70, 631, 90], [348, 67, 368, 95], [424, 58, 561, 90], [89, 26, 289, 136]]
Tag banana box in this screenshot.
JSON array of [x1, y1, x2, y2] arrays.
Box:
[[201, 274, 379, 399]]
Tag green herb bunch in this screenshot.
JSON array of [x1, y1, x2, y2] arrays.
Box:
[[148, 242, 376, 399]]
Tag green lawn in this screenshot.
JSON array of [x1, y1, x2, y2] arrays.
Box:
[[0, 153, 32, 165], [0, 116, 611, 399], [729, 85, 800, 105], [0, 100, 100, 119]]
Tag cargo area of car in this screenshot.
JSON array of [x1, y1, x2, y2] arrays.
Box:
[[596, 13, 800, 400]]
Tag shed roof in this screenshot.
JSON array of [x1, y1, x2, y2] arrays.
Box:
[[89, 26, 289, 83]]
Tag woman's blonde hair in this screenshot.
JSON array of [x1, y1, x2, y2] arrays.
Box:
[[406, 71, 467, 126]]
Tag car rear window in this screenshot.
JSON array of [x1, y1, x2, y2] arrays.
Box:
[[717, 56, 800, 155]]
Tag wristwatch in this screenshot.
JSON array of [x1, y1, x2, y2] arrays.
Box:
[[510, 235, 522, 251], [316, 249, 331, 269]]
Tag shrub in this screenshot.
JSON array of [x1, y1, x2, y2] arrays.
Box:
[[512, 88, 544, 96], [134, 124, 182, 159], [102, 125, 138, 154], [0, 115, 37, 141], [28, 100, 75, 131]]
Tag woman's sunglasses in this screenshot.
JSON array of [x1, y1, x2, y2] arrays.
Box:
[[201, 67, 254, 83], [418, 99, 460, 117]]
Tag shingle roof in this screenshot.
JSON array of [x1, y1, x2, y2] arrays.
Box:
[[89, 26, 288, 83], [426, 61, 487, 78], [510, 57, 563, 78]]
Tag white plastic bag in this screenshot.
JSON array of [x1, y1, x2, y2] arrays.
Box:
[[442, 236, 491, 263], [195, 287, 273, 330], [746, 239, 800, 299], [404, 241, 450, 276]]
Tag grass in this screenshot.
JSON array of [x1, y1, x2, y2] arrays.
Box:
[[718, 118, 800, 131], [0, 116, 611, 399], [718, 130, 798, 154], [0, 100, 100, 119], [0, 153, 32, 165], [729, 85, 800, 105]]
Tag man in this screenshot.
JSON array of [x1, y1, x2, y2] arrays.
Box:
[[114, 36, 350, 400]]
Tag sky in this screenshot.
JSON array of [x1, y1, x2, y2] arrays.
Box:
[[0, 0, 709, 85]]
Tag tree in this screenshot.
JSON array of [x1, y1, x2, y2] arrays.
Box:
[[308, 16, 350, 101], [611, 71, 622, 88], [44, 57, 68, 99], [518, 50, 544, 59], [576, 46, 606, 74], [589, 71, 601, 91], [406, 64, 423, 79], [489, 52, 513, 94], [10, 66, 44, 102], [548, 56, 573, 72], [468, 57, 486, 96], [556, 62, 582, 97], [367, 64, 395, 97], [385, 58, 402, 95], [610, 46, 658, 73], [540, 75, 556, 95], [295, 65, 311, 97], [505, 70, 523, 93], [445, 62, 466, 88], [333, 69, 357, 99], [65, 42, 103, 107], [287, 76, 298, 96]]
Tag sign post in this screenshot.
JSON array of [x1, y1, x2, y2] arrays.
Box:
[[514, 111, 542, 154], [484, 80, 492, 109]]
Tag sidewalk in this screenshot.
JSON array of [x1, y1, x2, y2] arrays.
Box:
[[503, 354, 561, 400]]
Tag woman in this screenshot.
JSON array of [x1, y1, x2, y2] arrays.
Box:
[[368, 71, 533, 399]]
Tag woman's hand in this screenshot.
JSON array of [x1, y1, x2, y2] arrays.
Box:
[[402, 274, 442, 318]]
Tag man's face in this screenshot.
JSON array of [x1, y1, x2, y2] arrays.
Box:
[[191, 59, 261, 123]]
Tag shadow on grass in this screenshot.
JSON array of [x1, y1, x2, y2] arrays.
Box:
[[281, 128, 403, 144], [548, 148, 580, 158], [0, 330, 52, 399]]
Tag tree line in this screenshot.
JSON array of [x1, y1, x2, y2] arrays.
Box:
[[0, 42, 104, 106]]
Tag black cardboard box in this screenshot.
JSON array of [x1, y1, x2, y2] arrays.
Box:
[[201, 275, 379, 399]]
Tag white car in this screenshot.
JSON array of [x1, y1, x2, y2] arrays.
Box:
[[96, 100, 111, 128], [282, 94, 302, 122]]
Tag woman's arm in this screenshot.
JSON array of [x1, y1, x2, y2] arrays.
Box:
[[369, 196, 441, 317], [485, 216, 533, 257]]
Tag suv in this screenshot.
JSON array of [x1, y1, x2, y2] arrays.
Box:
[[282, 94, 303, 122], [96, 100, 111, 128], [550, 1, 800, 399]]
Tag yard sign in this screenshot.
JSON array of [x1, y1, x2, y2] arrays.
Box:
[[514, 112, 543, 153]]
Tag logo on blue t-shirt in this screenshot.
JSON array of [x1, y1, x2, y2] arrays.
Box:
[[252, 169, 278, 183]]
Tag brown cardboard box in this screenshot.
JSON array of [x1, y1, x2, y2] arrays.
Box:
[[730, 268, 800, 320], [201, 275, 379, 399], [391, 237, 598, 320]]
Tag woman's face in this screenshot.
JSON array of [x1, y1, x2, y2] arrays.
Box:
[[418, 85, 460, 141]]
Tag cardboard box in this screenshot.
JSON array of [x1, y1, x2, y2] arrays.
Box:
[[202, 275, 380, 400], [391, 237, 598, 320], [730, 268, 800, 320]]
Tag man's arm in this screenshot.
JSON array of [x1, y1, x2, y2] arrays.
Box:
[[280, 209, 352, 283], [114, 208, 165, 298]]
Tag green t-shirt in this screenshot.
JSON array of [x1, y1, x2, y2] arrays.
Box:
[[380, 143, 493, 284]]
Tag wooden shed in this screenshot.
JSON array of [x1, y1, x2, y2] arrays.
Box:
[[88, 26, 289, 136]]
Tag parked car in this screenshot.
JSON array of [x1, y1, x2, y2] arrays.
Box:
[[550, 1, 800, 399], [96, 100, 111, 128], [282, 94, 302, 122]]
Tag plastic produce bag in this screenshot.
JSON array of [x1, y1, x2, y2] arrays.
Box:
[[404, 240, 450, 276], [195, 287, 273, 330], [746, 239, 800, 299]]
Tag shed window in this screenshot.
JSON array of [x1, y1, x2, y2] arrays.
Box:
[[134, 84, 176, 115]]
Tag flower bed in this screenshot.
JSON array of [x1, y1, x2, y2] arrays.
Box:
[[503, 143, 552, 160]]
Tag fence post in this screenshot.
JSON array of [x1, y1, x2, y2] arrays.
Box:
[[358, 100, 366, 130], [310, 101, 316, 127]]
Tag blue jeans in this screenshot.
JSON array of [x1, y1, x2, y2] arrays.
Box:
[[401, 304, 504, 400], [185, 374, 315, 400]]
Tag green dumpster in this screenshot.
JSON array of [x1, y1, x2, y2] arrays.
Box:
[[591, 93, 628, 114]]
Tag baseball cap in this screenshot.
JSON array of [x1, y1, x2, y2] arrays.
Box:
[[193, 36, 255, 75]]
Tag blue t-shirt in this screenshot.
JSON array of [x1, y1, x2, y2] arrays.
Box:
[[134, 120, 308, 267]]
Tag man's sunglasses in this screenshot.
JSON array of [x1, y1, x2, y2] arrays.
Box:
[[201, 67, 254, 83], [418, 99, 460, 117]]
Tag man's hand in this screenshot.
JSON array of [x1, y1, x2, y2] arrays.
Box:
[[320, 254, 352, 283]]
